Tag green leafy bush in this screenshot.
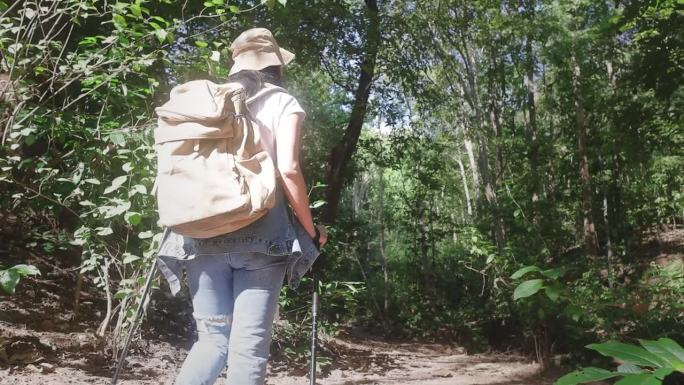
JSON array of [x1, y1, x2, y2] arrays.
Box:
[[555, 338, 684, 385], [0, 0, 239, 351]]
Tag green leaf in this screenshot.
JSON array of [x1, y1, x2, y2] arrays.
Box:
[[150, 16, 168, 26], [154, 29, 168, 44], [541, 267, 563, 279], [545, 283, 563, 302], [138, 230, 154, 239], [0, 265, 38, 294], [102, 35, 117, 44], [19, 127, 37, 137], [554, 367, 618, 385], [614, 373, 660, 385], [617, 364, 644, 374], [278, 0, 287, 5], [654, 368, 674, 380], [511, 265, 541, 279], [228, 5, 239, 12], [652, 339, 684, 365], [639, 339, 684, 369], [125, 211, 142, 226], [109, 132, 126, 146], [122, 253, 141, 264], [0, 269, 21, 294], [128, 184, 147, 197], [310, 200, 326, 209], [195, 40, 208, 48], [102, 201, 132, 219], [104, 176, 127, 194], [24, 134, 36, 146], [84, 178, 101, 185], [71, 226, 90, 245], [513, 279, 544, 300], [261, 0, 277, 9], [588, 342, 668, 368], [0, 1, 8, 12], [78, 36, 98, 47], [114, 288, 134, 299], [10, 264, 40, 276], [122, 162, 134, 172], [112, 13, 127, 29], [96, 227, 113, 236], [129, 3, 142, 17]]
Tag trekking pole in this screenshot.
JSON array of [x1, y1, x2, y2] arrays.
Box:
[[111, 255, 160, 385], [309, 267, 319, 385]]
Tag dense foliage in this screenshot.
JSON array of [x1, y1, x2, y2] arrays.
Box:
[[555, 338, 684, 385], [1, 0, 682, 371]]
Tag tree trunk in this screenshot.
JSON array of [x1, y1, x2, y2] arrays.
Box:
[[352, 173, 370, 219], [605, 51, 627, 254], [525, 36, 541, 225], [463, 137, 479, 202], [487, 105, 506, 255], [456, 156, 473, 216], [603, 192, 614, 288], [378, 169, 389, 314], [572, 58, 600, 257], [486, 49, 506, 256], [451, 27, 505, 254], [322, 0, 380, 224]]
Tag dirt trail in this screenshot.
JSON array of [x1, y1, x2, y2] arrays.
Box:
[[3, 229, 682, 384], [270, 339, 551, 385], [0, 324, 551, 385], [0, 250, 554, 385]]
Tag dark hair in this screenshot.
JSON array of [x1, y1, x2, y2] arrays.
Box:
[[227, 65, 283, 98]]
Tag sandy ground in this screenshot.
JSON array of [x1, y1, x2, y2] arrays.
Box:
[[0, 322, 552, 385], [269, 339, 552, 385], [0, 247, 560, 385]]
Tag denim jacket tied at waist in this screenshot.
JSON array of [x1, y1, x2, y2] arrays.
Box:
[[155, 191, 320, 295]]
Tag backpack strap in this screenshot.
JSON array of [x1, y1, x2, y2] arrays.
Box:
[[246, 83, 289, 105], [239, 84, 287, 178], [230, 83, 287, 160]]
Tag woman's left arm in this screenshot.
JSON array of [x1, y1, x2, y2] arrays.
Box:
[[275, 113, 327, 247]]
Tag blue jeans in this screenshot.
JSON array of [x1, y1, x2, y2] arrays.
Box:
[[175, 252, 287, 385]]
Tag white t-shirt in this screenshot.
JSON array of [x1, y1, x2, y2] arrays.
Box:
[[248, 86, 306, 164]]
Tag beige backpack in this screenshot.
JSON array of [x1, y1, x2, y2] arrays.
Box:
[[154, 80, 282, 238]]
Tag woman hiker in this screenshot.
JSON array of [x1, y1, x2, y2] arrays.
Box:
[[155, 28, 328, 385]]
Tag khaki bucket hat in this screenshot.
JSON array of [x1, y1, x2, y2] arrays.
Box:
[[229, 28, 295, 75]]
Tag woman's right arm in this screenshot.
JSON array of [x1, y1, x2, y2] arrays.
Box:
[[275, 113, 327, 247]]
